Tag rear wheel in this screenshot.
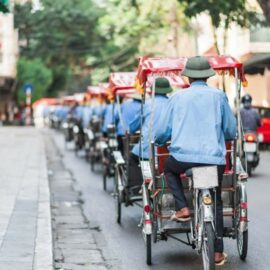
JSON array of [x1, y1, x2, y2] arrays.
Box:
[[202, 222, 215, 270], [246, 163, 252, 176], [145, 234, 152, 265]]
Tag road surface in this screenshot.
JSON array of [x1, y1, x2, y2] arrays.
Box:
[[52, 130, 270, 270]]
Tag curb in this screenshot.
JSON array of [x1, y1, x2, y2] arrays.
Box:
[[34, 134, 53, 270]]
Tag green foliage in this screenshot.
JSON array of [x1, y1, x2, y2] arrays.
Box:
[[17, 58, 53, 102], [0, 0, 9, 13], [14, 0, 189, 98], [180, 0, 252, 28], [14, 0, 104, 94], [257, 0, 270, 26], [95, 0, 188, 73]]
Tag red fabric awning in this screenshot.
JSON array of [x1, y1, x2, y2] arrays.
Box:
[[135, 55, 247, 91], [32, 98, 59, 109], [87, 85, 108, 97], [108, 72, 137, 94]]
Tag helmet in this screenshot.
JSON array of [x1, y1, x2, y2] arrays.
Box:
[[241, 94, 252, 104]]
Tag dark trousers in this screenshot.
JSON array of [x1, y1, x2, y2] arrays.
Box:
[[127, 153, 144, 194], [164, 156, 225, 253], [117, 135, 124, 155]]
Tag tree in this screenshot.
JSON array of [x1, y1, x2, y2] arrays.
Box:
[[257, 0, 270, 24], [16, 58, 53, 102], [0, 0, 9, 13], [180, 0, 254, 54], [91, 0, 189, 83], [14, 0, 104, 94]]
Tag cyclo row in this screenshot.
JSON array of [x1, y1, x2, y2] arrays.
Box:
[[60, 55, 249, 270]]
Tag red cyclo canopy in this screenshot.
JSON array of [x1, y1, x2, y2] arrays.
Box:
[[88, 84, 108, 96], [32, 98, 60, 109], [136, 55, 246, 89], [108, 72, 137, 94]]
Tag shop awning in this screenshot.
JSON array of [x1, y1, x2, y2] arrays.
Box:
[[244, 53, 270, 75]]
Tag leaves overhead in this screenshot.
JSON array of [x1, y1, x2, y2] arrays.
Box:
[[14, 0, 103, 94], [180, 0, 253, 28], [257, 0, 270, 25], [14, 0, 188, 95], [17, 58, 53, 102]]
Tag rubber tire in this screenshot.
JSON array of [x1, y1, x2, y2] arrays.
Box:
[[237, 230, 248, 260], [103, 170, 107, 191], [146, 234, 152, 265], [90, 156, 95, 172], [247, 163, 252, 176], [202, 223, 215, 270], [116, 191, 121, 224]]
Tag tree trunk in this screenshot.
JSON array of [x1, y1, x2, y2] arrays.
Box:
[[212, 27, 221, 55], [257, 0, 270, 25]]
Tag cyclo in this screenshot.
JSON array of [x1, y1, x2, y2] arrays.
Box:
[[102, 73, 136, 192], [108, 72, 143, 224], [135, 56, 248, 269], [72, 93, 87, 155], [85, 85, 107, 171], [61, 95, 78, 148]]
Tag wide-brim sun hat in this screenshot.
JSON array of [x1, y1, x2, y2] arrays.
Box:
[[152, 77, 173, 94], [182, 56, 216, 79]]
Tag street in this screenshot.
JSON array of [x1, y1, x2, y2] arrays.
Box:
[[51, 129, 270, 270]]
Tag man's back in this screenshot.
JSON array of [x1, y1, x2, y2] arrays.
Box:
[[155, 81, 236, 165], [240, 107, 260, 132]]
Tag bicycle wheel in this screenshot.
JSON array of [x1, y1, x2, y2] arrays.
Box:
[[237, 229, 248, 260], [145, 234, 152, 265], [202, 222, 215, 270], [114, 170, 122, 224], [236, 185, 248, 260], [103, 169, 107, 191]]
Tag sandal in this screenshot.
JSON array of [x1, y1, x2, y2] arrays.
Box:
[[215, 253, 228, 266]]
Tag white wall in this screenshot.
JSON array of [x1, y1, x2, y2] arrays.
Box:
[[0, 13, 18, 79]]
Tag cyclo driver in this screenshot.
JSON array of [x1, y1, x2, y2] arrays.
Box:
[[155, 56, 237, 266], [129, 78, 173, 194]]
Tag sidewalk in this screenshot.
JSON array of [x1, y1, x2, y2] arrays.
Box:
[[0, 127, 53, 270]]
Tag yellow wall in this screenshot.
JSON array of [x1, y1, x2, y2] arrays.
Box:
[[243, 72, 270, 107]]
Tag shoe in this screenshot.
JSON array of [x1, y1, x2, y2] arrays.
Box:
[[170, 207, 191, 222], [215, 252, 228, 266]]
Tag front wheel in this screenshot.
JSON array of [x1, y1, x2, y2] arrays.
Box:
[[237, 229, 248, 260], [145, 234, 152, 265], [103, 172, 107, 191], [114, 170, 122, 224], [201, 222, 215, 270]]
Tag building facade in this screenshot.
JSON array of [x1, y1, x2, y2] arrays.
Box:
[[0, 5, 19, 120]]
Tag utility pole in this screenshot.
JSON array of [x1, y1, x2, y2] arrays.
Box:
[[172, 0, 179, 57]]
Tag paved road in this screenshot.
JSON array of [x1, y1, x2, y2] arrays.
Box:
[[45, 133, 108, 270], [52, 130, 270, 270]]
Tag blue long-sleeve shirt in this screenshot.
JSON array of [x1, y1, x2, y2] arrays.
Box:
[[102, 104, 114, 133], [155, 81, 237, 165], [82, 106, 92, 128], [115, 100, 142, 136], [130, 95, 169, 159], [92, 105, 105, 119]]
